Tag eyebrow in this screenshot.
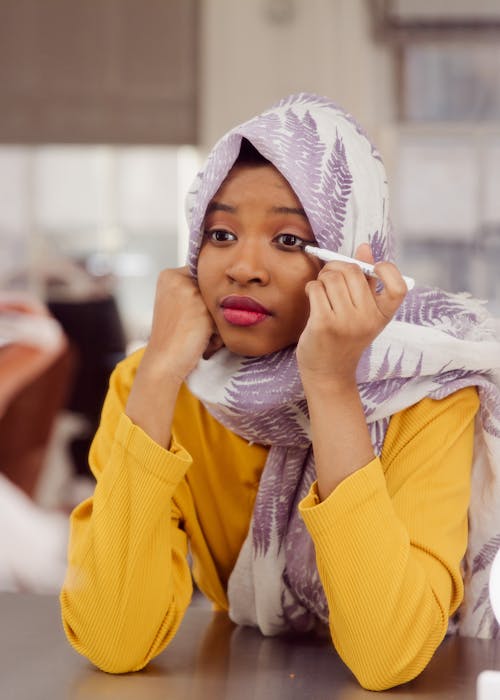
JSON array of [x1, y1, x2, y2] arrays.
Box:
[[205, 201, 308, 218], [269, 206, 308, 219], [205, 201, 236, 214]]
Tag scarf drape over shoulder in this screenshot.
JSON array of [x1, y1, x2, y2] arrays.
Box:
[[185, 93, 500, 637]]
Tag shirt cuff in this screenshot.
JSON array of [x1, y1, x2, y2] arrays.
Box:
[[299, 457, 387, 536], [116, 412, 192, 486]]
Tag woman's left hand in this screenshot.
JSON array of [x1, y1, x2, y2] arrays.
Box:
[[296, 243, 407, 391]]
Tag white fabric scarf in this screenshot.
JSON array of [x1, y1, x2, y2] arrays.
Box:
[[185, 94, 500, 638]]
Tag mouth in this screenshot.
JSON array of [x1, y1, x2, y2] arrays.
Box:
[[220, 295, 272, 327]]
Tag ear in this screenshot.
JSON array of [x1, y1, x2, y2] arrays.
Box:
[[354, 242, 374, 265]]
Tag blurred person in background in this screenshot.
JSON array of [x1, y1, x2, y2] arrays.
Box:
[[4, 255, 128, 501], [0, 292, 70, 592]]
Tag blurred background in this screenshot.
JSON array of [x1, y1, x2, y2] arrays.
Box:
[[1, 0, 500, 590]]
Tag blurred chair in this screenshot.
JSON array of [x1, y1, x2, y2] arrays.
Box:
[[41, 256, 127, 479], [48, 295, 126, 478]]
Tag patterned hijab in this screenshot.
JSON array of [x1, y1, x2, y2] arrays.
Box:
[[185, 93, 500, 637]]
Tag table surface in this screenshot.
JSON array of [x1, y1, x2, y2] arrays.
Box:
[[2, 592, 500, 700]]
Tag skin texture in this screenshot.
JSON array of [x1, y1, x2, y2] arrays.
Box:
[[197, 164, 322, 357], [125, 163, 407, 498]]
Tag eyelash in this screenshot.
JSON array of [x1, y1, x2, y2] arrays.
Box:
[[204, 229, 309, 251], [205, 229, 236, 244], [274, 233, 307, 251]]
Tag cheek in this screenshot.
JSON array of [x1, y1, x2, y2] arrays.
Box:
[[291, 263, 319, 303], [285, 277, 311, 326], [286, 265, 318, 329], [196, 248, 214, 301], [294, 291, 311, 330]]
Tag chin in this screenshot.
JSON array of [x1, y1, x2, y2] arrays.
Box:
[[223, 342, 269, 358], [219, 334, 275, 358], [221, 335, 292, 358]]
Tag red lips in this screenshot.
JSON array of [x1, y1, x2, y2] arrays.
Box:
[[221, 296, 271, 314], [220, 296, 271, 327]]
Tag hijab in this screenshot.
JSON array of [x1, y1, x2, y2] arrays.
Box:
[[185, 93, 500, 637]]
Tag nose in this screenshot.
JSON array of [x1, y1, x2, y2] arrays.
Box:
[[225, 239, 270, 286]]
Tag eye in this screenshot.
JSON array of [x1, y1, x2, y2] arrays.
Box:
[[274, 233, 307, 250], [205, 229, 237, 244]]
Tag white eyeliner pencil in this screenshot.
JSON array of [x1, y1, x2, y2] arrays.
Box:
[[303, 245, 415, 291]]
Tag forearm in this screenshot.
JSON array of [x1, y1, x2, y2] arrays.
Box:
[[298, 247, 408, 502], [124, 265, 219, 449], [303, 377, 374, 500], [61, 415, 193, 673], [300, 389, 476, 690], [125, 347, 184, 449], [301, 461, 454, 690]]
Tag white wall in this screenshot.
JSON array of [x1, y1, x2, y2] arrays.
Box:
[[199, 0, 395, 151]]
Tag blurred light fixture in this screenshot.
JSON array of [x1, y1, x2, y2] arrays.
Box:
[[86, 252, 152, 278]]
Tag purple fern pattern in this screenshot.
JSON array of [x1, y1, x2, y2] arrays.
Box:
[[281, 109, 325, 226], [369, 229, 387, 263], [396, 288, 486, 340], [207, 348, 310, 447], [251, 446, 309, 557], [358, 349, 423, 415], [369, 217, 397, 265], [315, 131, 353, 249], [239, 112, 284, 161], [273, 92, 342, 112], [479, 384, 500, 439]]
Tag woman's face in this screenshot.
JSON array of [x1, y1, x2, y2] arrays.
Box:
[[197, 163, 322, 357]]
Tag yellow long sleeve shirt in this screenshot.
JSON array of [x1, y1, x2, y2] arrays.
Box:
[[60, 350, 479, 690]]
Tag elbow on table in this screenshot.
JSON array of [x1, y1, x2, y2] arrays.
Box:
[[62, 618, 153, 674], [333, 614, 448, 691], [345, 633, 444, 692], [90, 651, 149, 675], [60, 594, 166, 674], [353, 658, 428, 692], [93, 652, 150, 675], [333, 591, 451, 690], [60, 575, 190, 675]]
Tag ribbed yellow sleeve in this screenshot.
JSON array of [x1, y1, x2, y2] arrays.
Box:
[[299, 386, 478, 690], [60, 349, 267, 673], [60, 348, 478, 690], [60, 356, 194, 673]]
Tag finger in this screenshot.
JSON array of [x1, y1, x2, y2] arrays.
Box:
[[316, 267, 356, 317], [305, 279, 337, 320], [354, 243, 377, 295], [176, 265, 193, 279], [319, 263, 372, 314], [372, 261, 407, 319]]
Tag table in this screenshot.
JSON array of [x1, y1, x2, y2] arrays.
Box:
[[1, 592, 500, 699]]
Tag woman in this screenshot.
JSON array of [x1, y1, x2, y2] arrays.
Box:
[[61, 93, 500, 691]]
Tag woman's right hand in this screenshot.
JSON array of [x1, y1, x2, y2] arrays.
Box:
[[144, 266, 221, 382], [126, 267, 222, 448]]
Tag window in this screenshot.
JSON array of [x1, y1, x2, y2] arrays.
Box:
[[0, 145, 201, 343]]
